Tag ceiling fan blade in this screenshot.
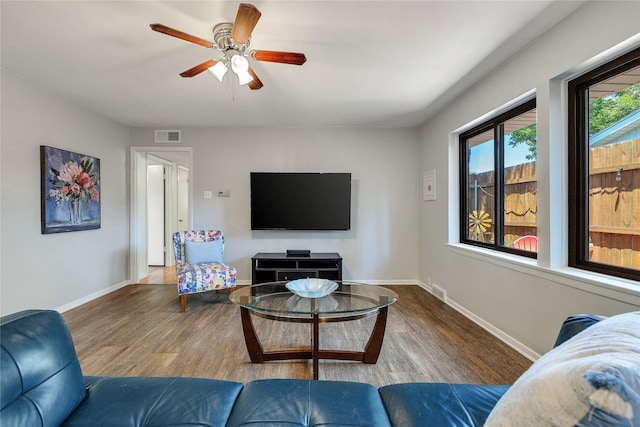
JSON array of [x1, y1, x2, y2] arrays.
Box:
[[250, 50, 307, 65], [247, 67, 263, 90], [231, 3, 261, 44], [150, 23, 214, 48], [180, 60, 217, 78]]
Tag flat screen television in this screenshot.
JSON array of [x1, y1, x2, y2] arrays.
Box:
[[250, 172, 351, 230]]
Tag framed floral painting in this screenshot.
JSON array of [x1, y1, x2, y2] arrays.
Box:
[[40, 146, 101, 234]]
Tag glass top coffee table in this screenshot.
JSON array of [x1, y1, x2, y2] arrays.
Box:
[[230, 281, 398, 380]]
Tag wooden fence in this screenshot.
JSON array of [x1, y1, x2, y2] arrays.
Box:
[[588, 137, 640, 269], [467, 137, 640, 270], [468, 161, 537, 246]]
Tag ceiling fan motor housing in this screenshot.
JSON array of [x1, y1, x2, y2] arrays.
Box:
[[213, 22, 249, 55]]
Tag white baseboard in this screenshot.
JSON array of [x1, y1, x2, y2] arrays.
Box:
[[417, 281, 540, 361], [350, 279, 418, 286], [56, 280, 130, 313], [56, 279, 255, 312]]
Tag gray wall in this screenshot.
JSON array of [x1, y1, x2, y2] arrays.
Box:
[[130, 127, 419, 282], [1, 70, 130, 315], [417, 1, 640, 358]]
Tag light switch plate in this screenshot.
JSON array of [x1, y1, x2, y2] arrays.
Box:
[[203, 191, 212, 199]]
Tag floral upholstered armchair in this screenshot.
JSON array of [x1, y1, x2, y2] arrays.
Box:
[[172, 230, 237, 312]]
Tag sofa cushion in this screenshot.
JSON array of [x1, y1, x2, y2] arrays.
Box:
[[1, 310, 86, 427], [226, 379, 392, 427], [485, 311, 640, 427], [379, 383, 509, 427], [62, 376, 243, 427], [553, 313, 605, 347]]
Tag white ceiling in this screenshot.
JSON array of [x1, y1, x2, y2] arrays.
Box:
[[1, 1, 584, 128]]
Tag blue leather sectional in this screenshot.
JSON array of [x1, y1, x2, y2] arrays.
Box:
[[1, 309, 601, 427]]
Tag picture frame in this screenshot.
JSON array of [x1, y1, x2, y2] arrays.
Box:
[[40, 146, 101, 234], [423, 170, 436, 201]]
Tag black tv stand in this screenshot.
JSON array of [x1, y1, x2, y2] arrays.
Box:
[[251, 252, 342, 284]]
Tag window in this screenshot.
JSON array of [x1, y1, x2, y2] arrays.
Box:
[[568, 47, 640, 281], [459, 99, 537, 256]]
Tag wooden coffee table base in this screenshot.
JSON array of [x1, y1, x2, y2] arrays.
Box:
[[239, 306, 389, 380]]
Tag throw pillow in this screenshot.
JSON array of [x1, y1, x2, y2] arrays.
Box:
[[485, 311, 640, 427], [184, 239, 223, 264]]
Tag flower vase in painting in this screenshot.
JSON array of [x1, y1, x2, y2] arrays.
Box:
[[70, 198, 83, 225]]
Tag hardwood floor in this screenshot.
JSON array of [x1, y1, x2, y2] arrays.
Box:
[[138, 265, 176, 284], [62, 269, 532, 388]]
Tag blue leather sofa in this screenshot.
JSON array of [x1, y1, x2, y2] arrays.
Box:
[[0, 309, 602, 427]]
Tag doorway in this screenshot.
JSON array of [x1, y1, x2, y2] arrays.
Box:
[[177, 165, 189, 233], [147, 162, 165, 266], [130, 147, 193, 283]]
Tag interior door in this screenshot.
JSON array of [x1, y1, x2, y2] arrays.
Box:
[[147, 164, 165, 266], [177, 166, 189, 232]]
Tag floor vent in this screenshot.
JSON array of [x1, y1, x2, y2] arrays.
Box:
[[431, 284, 446, 301], [155, 130, 181, 143]]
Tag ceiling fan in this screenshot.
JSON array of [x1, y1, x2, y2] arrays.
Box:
[[150, 3, 306, 90]]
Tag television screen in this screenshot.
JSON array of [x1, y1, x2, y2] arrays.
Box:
[[250, 172, 351, 230]]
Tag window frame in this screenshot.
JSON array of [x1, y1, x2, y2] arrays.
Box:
[[459, 98, 537, 257], [568, 46, 640, 282]]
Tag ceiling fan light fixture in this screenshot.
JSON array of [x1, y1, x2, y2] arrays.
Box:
[[235, 69, 254, 85], [208, 61, 228, 82], [230, 54, 253, 85]]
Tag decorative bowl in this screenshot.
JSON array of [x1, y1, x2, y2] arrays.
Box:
[[285, 278, 338, 298]]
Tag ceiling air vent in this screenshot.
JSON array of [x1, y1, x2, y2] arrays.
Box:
[[155, 130, 181, 143]]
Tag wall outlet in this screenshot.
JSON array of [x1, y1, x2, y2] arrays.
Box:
[[431, 284, 446, 301]]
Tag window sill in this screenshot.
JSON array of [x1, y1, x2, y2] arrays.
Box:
[[446, 243, 640, 306]]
